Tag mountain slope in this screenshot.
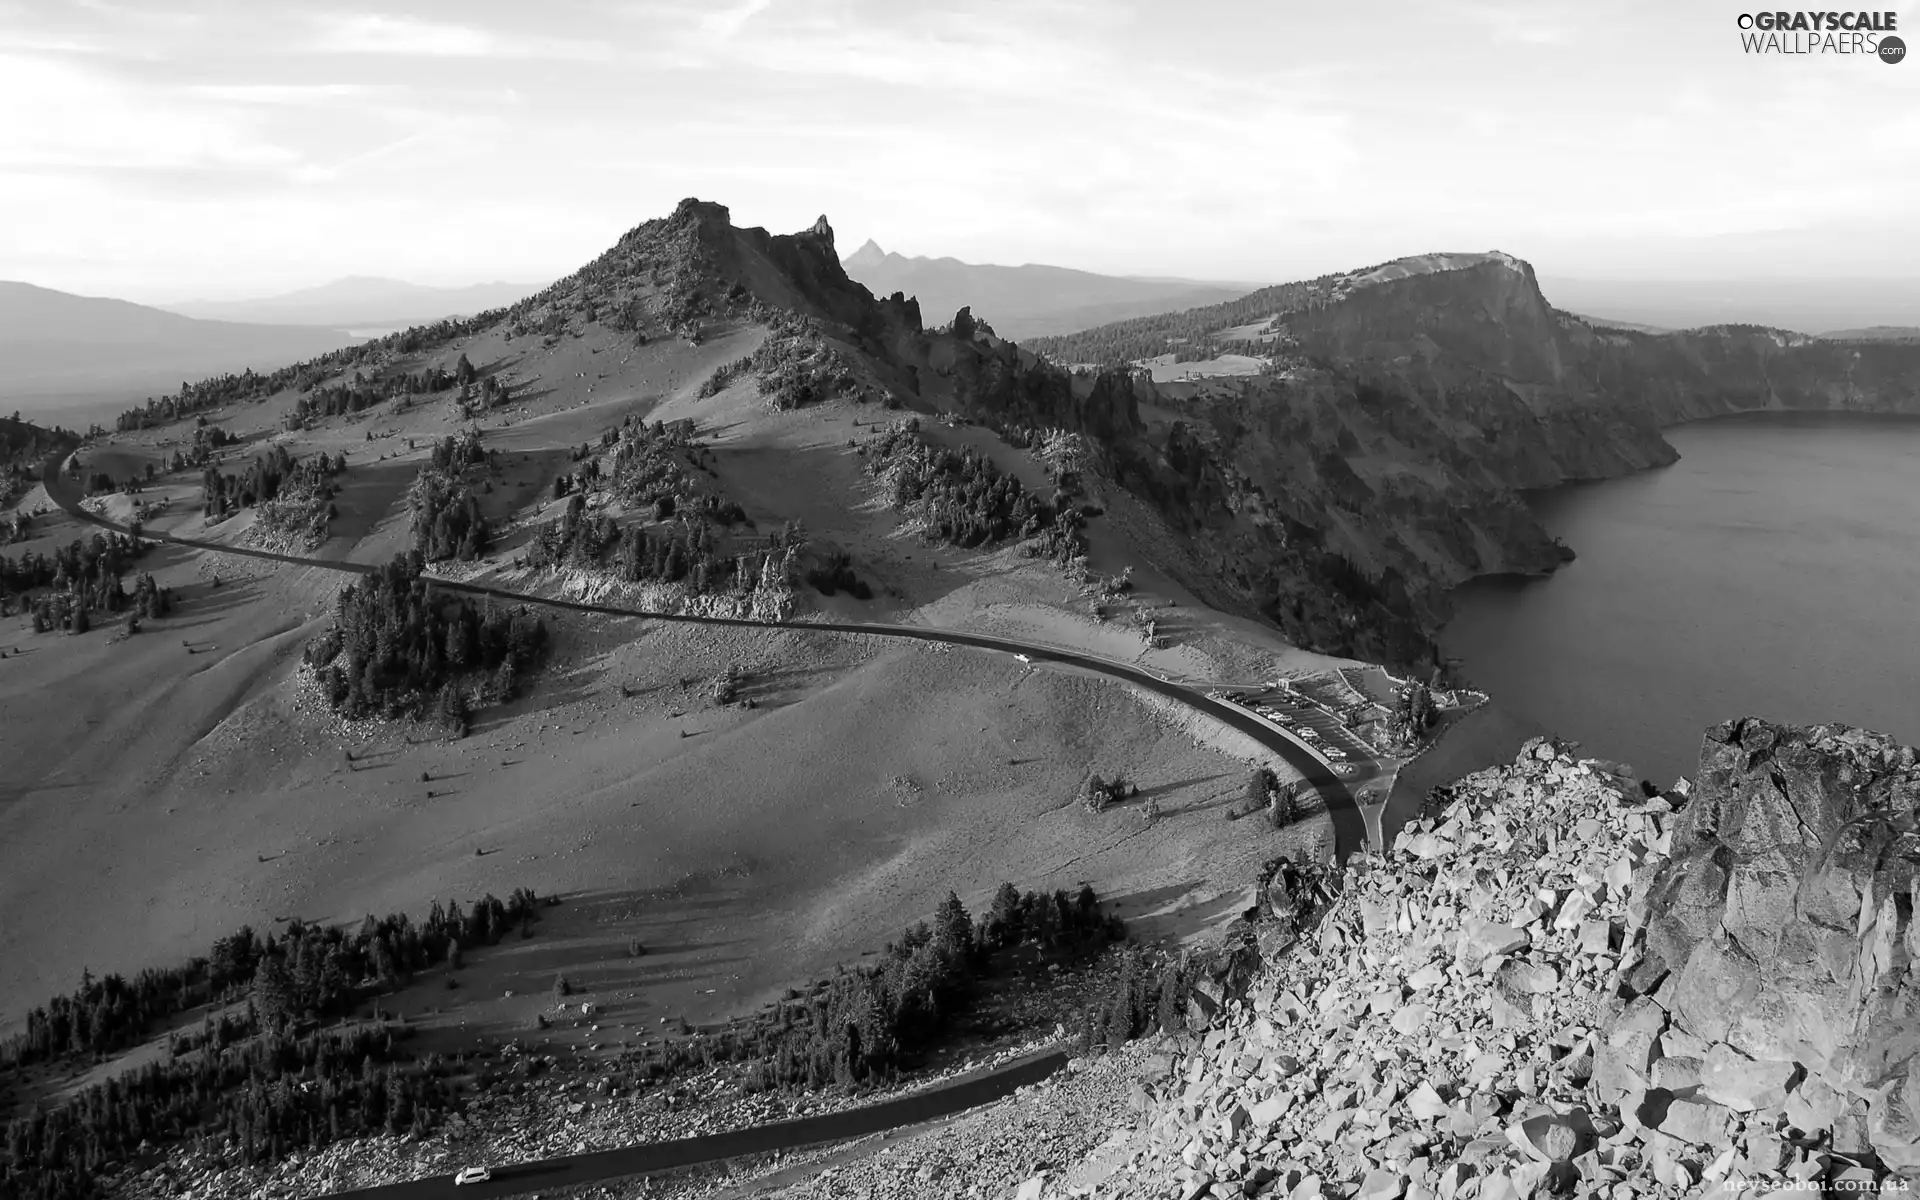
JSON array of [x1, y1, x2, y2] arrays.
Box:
[[0, 281, 361, 401], [167, 276, 545, 329], [840, 239, 1252, 340], [89, 204, 1920, 670]]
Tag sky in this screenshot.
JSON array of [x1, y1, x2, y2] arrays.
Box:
[[2, 0, 1917, 302]]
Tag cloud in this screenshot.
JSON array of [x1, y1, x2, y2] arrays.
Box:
[[184, 83, 391, 106], [700, 0, 773, 40], [0, 54, 301, 173], [1451, 2, 1580, 46], [308, 13, 614, 60]]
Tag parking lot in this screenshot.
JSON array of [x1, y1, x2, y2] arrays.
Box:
[[1211, 686, 1387, 785]]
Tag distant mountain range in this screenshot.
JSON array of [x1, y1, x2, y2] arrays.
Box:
[[839, 240, 1257, 339], [1536, 276, 1920, 339], [165, 275, 546, 331], [0, 281, 362, 410]]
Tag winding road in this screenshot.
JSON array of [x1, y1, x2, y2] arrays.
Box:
[[326, 1048, 1070, 1200], [38, 450, 1362, 1197]]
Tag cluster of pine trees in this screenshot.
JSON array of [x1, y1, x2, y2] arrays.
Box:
[[1, 416, 65, 504], [0, 532, 163, 625], [163, 422, 237, 475], [111, 312, 513, 432], [201, 444, 342, 522], [601, 884, 1123, 1098], [694, 314, 864, 410], [522, 416, 789, 606], [1389, 682, 1439, 746], [304, 554, 547, 721], [1073, 943, 1197, 1054], [291, 357, 473, 424], [4, 1022, 458, 1200], [858, 421, 1071, 551], [523, 502, 798, 607], [1, 891, 542, 1200], [407, 433, 492, 562], [603, 417, 743, 525]]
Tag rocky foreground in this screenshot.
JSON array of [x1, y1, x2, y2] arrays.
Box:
[[923, 721, 1919, 1200]]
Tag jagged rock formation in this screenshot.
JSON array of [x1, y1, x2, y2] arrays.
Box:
[[1022, 724, 1919, 1198], [122, 200, 1920, 665], [1078, 737, 1680, 1198], [1010, 256, 1920, 664], [1605, 718, 1920, 1176]]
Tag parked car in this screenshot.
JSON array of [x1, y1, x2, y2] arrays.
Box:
[[1297, 728, 1321, 740], [1013, 653, 1031, 664], [1324, 748, 1348, 760], [455, 1167, 493, 1186]]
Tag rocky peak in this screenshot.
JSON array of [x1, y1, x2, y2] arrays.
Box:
[[844, 237, 888, 271], [805, 214, 834, 247], [1606, 716, 1920, 1173]]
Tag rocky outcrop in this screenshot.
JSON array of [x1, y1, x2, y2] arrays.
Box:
[[537, 205, 1920, 664], [1026, 724, 1920, 1199], [991, 253, 1920, 663], [1601, 718, 1920, 1176], [1099, 738, 1682, 1199]]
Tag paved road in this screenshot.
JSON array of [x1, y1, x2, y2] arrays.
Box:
[[42, 456, 1361, 854], [40, 455, 1364, 1195], [324, 1048, 1069, 1199]]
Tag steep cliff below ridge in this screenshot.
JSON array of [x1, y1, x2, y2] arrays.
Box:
[[977, 255, 1920, 666], [480, 204, 1920, 668]]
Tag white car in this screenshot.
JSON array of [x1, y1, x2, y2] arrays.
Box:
[[1297, 728, 1321, 741], [1324, 748, 1348, 760], [455, 1167, 493, 1186], [1013, 653, 1031, 664]]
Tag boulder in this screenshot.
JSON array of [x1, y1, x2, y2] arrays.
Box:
[[1596, 718, 1920, 1168], [1459, 919, 1529, 970], [1591, 996, 1667, 1106], [1697, 1042, 1794, 1112], [1657, 1095, 1733, 1146]]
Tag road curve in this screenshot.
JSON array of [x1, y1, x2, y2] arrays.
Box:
[[325, 1048, 1069, 1200], [38, 455, 1363, 1195], [40, 455, 1362, 856]]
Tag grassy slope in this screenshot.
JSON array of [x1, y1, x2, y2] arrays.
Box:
[[0, 296, 1357, 1076]]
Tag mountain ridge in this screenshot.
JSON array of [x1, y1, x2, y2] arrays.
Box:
[[165, 275, 546, 330], [0, 280, 362, 402], [87, 200, 1920, 668], [839, 239, 1254, 340]]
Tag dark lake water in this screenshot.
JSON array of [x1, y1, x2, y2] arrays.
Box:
[[1440, 412, 1920, 785]]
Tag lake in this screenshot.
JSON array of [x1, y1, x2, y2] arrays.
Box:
[[1440, 412, 1920, 786]]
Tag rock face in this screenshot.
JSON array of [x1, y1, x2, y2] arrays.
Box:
[[1052, 726, 1918, 1199], [522, 202, 1920, 665], [1608, 717, 1920, 1172], [996, 256, 1920, 665], [1108, 737, 1686, 1199]]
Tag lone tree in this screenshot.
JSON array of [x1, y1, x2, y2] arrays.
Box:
[[1080, 770, 1138, 813], [1245, 767, 1273, 815], [1267, 778, 1299, 830], [711, 663, 743, 706]]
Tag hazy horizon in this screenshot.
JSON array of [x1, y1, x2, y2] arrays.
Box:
[[3, 0, 1917, 304]]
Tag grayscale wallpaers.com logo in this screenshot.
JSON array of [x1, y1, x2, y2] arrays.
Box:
[[1735, 10, 1905, 59]]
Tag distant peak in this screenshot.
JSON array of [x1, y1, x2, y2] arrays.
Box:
[[845, 238, 887, 270]]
